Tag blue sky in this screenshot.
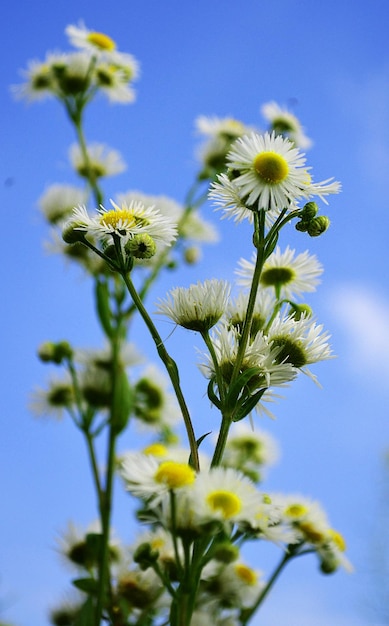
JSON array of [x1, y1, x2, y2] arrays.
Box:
[[2, 0, 389, 624]]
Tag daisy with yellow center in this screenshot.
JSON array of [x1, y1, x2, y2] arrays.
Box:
[[119, 452, 194, 506], [261, 101, 313, 149], [70, 200, 177, 249], [190, 467, 259, 526], [66, 22, 116, 53], [212, 131, 340, 213], [236, 245, 323, 300]]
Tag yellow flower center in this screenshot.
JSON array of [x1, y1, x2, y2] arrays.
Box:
[[154, 461, 195, 489], [142, 443, 168, 457], [299, 521, 326, 544], [99, 208, 137, 230], [206, 490, 241, 519], [87, 31, 116, 51], [234, 564, 258, 586], [253, 151, 289, 183], [284, 503, 308, 518], [328, 529, 346, 552]]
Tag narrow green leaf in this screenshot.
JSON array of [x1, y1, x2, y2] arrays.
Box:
[[95, 278, 113, 338], [72, 577, 99, 594]]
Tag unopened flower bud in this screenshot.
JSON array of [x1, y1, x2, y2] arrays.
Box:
[[307, 216, 330, 237], [295, 220, 309, 232], [184, 246, 201, 265], [133, 542, 159, 570], [288, 303, 313, 321], [301, 201, 318, 221], [62, 222, 87, 244], [125, 234, 156, 259], [213, 542, 239, 564], [38, 341, 73, 364]]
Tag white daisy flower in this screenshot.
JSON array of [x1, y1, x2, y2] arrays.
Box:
[[69, 142, 126, 179], [190, 467, 259, 526], [223, 422, 280, 472], [66, 22, 117, 53], [209, 174, 255, 223], [201, 559, 264, 609], [119, 451, 195, 505], [267, 313, 333, 381], [11, 52, 67, 101], [133, 364, 182, 429], [226, 131, 340, 211], [196, 115, 252, 139], [156, 279, 231, 332], [70, 199, 177, 248], [199, 325, 297, 389], [29, 376, 74, 420], [226, 290, 276, 338], [94, 51, 140, 103], [38, 184, 87, 224], [261, 101, 313, 149], [236, 245, 323, 299]]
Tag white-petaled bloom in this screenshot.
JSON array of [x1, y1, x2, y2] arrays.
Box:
[[117, 190, 219, 244], [195, 116, 258, 177], [222, 422, 280, 475], [70, 199, 177, 248], [119, 452, 195, 505], [94, 50, 140, 103], [29, 375, 74, 420], [226, 290, 276, 339], [115, 564, 164, 610], [225, 131, 340, 211], [199, 324, 297, 391], [275, 493, 351, 571], [209, 174, 255, 223], [133, 364, 182, 429], [261, 101, 313, 149], [75, 341, 144, 369], [236, 246, 323, 300], [189, 467, 259, 526], [69, 143, 126, 179], [66, 22, 117, 53], [11, 51, 68, 101], [38, 184, 87, 224], [267, 313, 333, 383], [196, 115, 254, 139], [201, 559, 264, 609], [56, 520, 121, 571], [156, 279, 231, 332]]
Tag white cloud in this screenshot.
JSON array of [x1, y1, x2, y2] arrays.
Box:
[[327, 284, 389, 382]]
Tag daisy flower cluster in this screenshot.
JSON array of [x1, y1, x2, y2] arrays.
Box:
[[12, 21, 139, 104], [157, 244, 332, 419], [109, 446, 349, 622]]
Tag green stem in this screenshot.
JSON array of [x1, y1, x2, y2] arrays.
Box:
[[121, 271, 200, 472]]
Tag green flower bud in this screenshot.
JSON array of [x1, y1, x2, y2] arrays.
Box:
[[307, 216, 331, 237], [62, 222, 87, 244], [212, 542, 239, 564], [133, 542, 159, 570], [301, 201, 318, 221], [184, 246, 201, 265], [38, 341, 73, 364], [295, 219, 309, 232], [125, 234, 156, 259], [288, 303, 313, 321]]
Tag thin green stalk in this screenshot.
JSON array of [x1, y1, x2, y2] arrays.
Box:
[[230, 211, 266, 387], [94, 318, 123, 625], [121, 271, 200, 471]]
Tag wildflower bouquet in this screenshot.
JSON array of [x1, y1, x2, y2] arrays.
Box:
[[15, 21, 349, 626]]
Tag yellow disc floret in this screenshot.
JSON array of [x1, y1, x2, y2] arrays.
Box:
[[234, 563, 258, 586], [253, 151, 289, 183], [328, 529, 346, 552], [206, 490, 242, 519], [284, 503, 309, 518], [142, 443, 168, 457], [154, 461, 195, 489], [99, 208, 137, 230], [87, 31, 116, 51]]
